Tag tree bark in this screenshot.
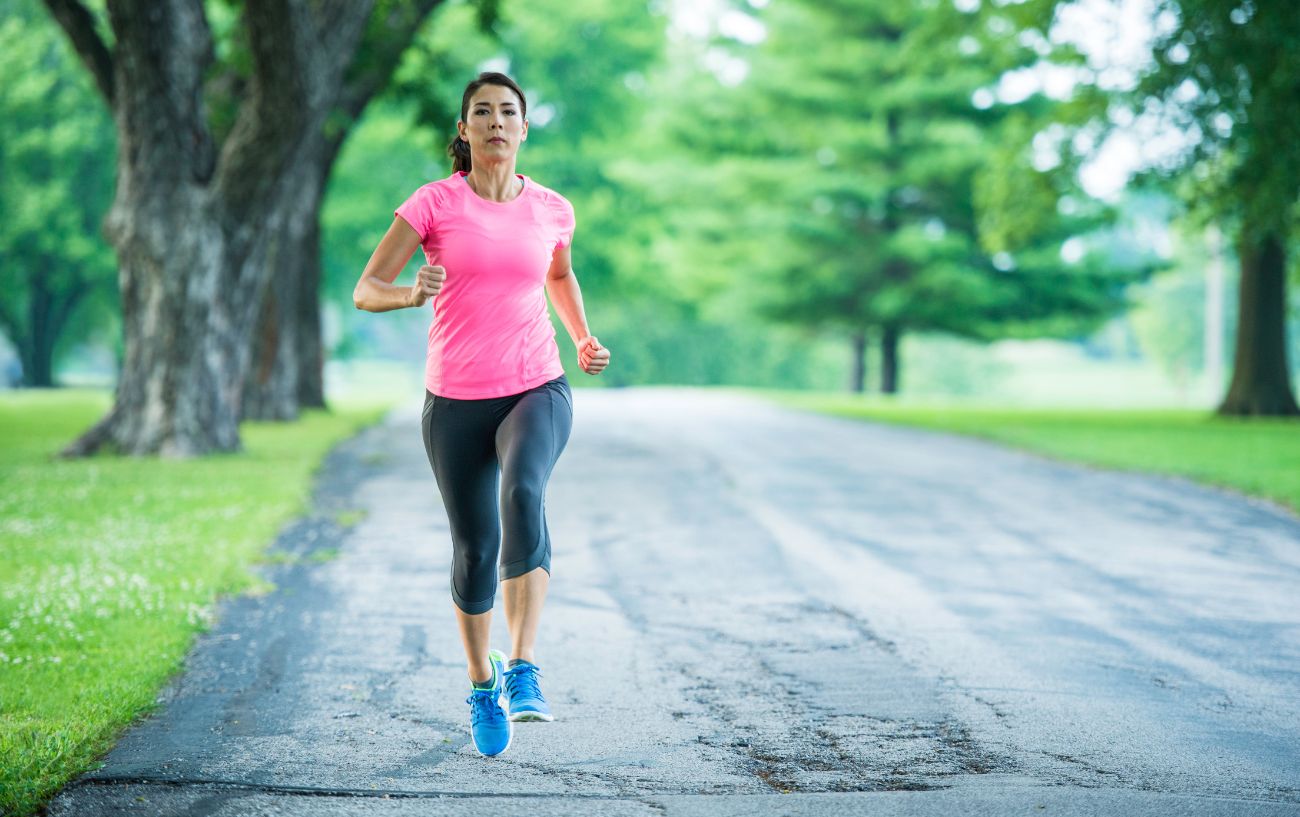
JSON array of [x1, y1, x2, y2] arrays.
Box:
[[881, 323, 901, 394], [241, 163, 326, 421], [240, 1, 447, 420], [849, 329, 868, 393], [1217, 228, 1300, 416], [296, 214, 326, 409], [46, 0, 378, 457]]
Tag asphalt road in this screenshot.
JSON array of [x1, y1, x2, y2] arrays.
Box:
[[47, 388, 1300, 816]]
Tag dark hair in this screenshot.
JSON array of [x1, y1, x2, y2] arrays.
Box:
[[447, 71, 528, 174]]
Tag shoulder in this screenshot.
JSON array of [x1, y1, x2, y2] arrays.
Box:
[[526, 177, 575, 218], [413, 174, 463, 204], [402, 174, 463, 207], [395, 174, 462, 237], [525, 177, 576, 247]]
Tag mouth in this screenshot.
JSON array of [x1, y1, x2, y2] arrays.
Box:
[[488, 137, 506, 144]]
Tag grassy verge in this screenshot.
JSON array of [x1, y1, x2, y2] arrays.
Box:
[[0, 389, 393, 817], [764, 392, 1300, 515]]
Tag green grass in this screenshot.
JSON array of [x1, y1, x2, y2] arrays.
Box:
[[0, 389, 392, 817], [764, 391, 1300, 515]]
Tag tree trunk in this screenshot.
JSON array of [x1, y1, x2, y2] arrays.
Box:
[[849, 329, 868, 393], [881, 323, 901, 394], [296, 214, 326, 409], [48, 0, 377, 457], [241, 165, 326, 421], [66, 202, 243, 456], [45, 0, 446, 451], [10, 254, 85, 388], [25, 269, 55, 387], [242, 237, 295, 421], [878, 109, 903, 399], [240, 6, 442, 420], [1217, 228, 1299, 416]]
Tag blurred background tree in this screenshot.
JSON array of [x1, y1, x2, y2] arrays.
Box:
[[0, 0, 117, 388], [636, 0, 1156, 394], [1140, 0, 1300, 416], [1025, 0, 1300, 415]]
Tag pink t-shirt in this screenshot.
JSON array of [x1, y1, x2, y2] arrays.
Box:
[[395, 171, 574, 399]]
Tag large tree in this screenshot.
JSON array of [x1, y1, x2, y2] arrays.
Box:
[[43, 0, 451, 455], [1147, 0, 1300, 416], [1034, 0, 1299, 415], [663, 0, 1146, 393]]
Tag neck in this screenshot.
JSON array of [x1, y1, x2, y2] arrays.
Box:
[[465, 159, 521, 202]]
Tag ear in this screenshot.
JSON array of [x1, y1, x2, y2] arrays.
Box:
[[457, 121, 467, 140], [521, 119, 529, 142]]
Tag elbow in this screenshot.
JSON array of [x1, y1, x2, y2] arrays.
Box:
[[352, 283, 368, 312]]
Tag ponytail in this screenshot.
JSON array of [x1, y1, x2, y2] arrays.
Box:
[[448, 135, 472, 173]]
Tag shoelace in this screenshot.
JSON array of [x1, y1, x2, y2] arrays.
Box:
[[466, 687, 504, 725], [503, 664, 544, 702]]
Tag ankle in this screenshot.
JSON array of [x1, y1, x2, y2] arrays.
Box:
[[468, 663, 495, 689]]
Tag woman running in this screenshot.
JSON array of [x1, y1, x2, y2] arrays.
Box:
[[352, 71, 610, 757]]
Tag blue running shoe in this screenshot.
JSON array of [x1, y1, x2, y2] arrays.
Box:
[[503, 660, 554, 722], [466, 649, 511, 756]]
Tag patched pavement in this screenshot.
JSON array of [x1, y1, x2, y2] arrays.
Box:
[[47, 389, 1300, 816]]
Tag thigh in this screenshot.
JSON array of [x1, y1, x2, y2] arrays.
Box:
[[423, 391, 501, 541], [495, 378, 573, 482]]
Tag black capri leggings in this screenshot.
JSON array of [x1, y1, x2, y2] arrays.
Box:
[[421, 374, 573, 614]]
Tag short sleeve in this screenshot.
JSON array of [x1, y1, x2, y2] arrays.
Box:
[[394, 184, 440, 243], [552, 194, 576, 249]]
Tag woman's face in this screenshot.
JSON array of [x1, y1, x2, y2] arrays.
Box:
[[458, 84, 528, 162]]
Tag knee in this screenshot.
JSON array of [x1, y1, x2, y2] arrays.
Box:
[[504, 481, 543, 516], [456, 543, 495, 576]]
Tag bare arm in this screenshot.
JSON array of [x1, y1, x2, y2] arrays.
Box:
[[544, 244, 590, 345], [353, 217, 424, 313], [545, 243, 610, 375]]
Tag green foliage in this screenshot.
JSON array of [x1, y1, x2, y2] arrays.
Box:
[[657, 0, 1150, 386], [389, 0, 504, 166], [0, 389, 389, 817], [202, 0, 251, 144], [0, 0, 117, 385], [1019, 0, 1298, 412], [1131, 0, 1300, 235]]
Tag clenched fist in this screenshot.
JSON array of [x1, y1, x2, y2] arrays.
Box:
[[578, 335, 610, 375], [408, 264, 446, 308]]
